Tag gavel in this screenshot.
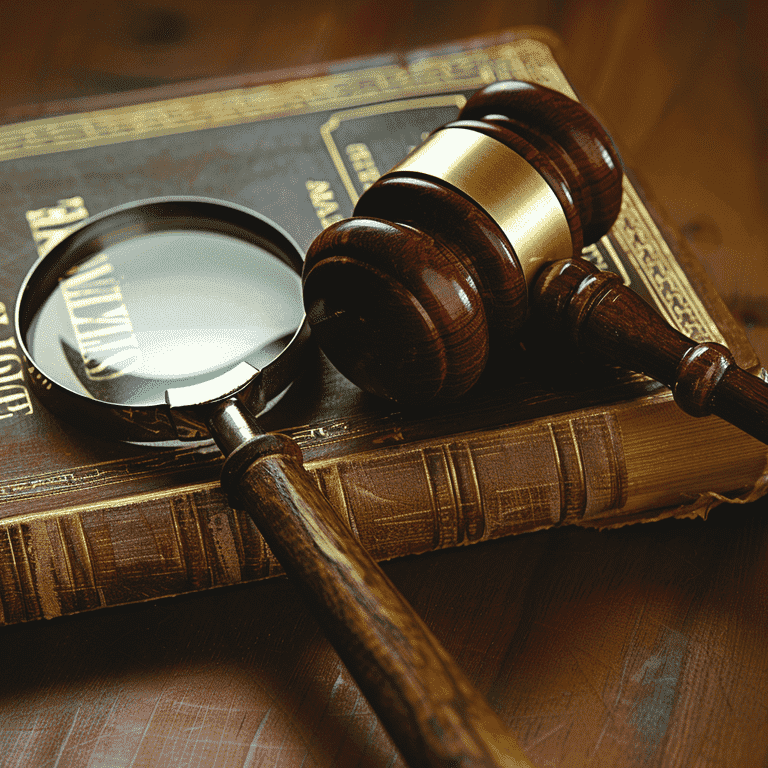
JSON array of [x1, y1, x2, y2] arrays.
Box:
[[302, 79, 768, 444]]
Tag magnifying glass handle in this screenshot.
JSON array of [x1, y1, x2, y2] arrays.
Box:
[[207, 399, 534, 768]]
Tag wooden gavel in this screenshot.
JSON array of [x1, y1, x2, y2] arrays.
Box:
[[303, 79, 768, 444]]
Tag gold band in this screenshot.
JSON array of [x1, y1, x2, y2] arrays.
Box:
[[383, 127, 573, 284]]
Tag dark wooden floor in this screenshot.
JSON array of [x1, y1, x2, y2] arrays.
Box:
[[1, 3, 767, 767]]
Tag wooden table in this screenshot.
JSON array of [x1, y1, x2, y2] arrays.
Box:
[[0, 2, 766, 766], [1, 500, 767, 766]]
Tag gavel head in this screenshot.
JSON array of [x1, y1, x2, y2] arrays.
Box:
[[302, 80, 624, 404]]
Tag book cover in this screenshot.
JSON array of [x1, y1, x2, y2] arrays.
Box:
[[0, 30, 765, 626]]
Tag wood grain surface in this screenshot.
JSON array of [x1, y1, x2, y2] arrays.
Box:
[[0, 2, 767, 767], [530, 257, 768, 443], [0, 503, 766, 766], [303, 79, 625, 404]]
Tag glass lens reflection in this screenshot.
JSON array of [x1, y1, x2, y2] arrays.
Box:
[[27, 230, 303, 407]]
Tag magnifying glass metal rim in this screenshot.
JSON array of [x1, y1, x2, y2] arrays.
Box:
[[15, 196, 311, 443]]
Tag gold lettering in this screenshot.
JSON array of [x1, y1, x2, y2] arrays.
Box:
[[306, 180, 343, 229], [26, 197, 88, 228], [26, 197, 89, 257], [60, 254, 143, 380], [0, 385, 33, 419], [0, 302, 7, 325], [0, 351, 24, 385], [62, 255, 114, 286], [24, 203, 144, 384], [344, 143, 381, 191], [0, 336, 33, 419]]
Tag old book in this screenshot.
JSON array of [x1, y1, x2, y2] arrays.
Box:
[[0, 29, 765, 627]]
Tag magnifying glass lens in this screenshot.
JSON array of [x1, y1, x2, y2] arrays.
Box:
[[26, 230, 304, 407]]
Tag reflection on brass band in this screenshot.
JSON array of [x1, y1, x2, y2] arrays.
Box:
[[385, 127, 572, 284]]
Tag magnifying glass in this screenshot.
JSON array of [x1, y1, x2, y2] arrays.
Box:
[[17, 197, 310, 443], [15, 197, 531, 768]]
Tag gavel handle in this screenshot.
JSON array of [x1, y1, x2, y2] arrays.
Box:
[[531, 258, 768, 445], [207, 399, 534, 768]]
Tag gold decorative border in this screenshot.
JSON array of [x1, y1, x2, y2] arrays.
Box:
[[610, 180, 724, 343], [582, 241, 632, 286], [320, 95, 468, 205], [1, 480, 220, 524], [0, 42, 554, 163]]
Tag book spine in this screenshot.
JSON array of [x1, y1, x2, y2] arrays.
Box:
[[1, 397, 764, 626]]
